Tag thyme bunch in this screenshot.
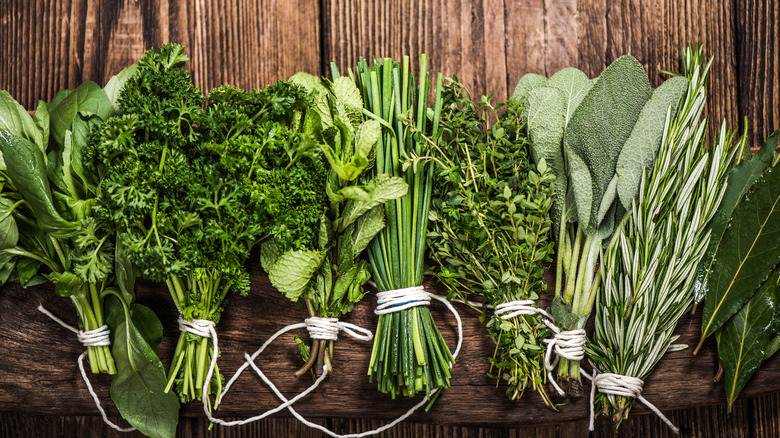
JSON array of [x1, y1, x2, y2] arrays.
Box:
[[425, 82, 556, 404]]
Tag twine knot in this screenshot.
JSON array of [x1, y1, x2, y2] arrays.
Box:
[[588, 370, 679, 434], [305, 316, 373, 342], [178, 318, 216, 338], [375, 286, 430, 314]]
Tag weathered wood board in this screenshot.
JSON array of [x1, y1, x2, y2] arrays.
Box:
[[1, 261, 778, 428]]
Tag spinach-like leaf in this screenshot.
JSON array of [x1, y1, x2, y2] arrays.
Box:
[[695, 130, 779, 303], [48, 81, 113, 146], [54, 271, 84, 297], [564, 55, 652, 233], [0, 131, 75, 235], [103, 64, 138, 111], [0, 197, 19, 250], [701, 166, 780, 341], [0, 91, 42, 149], [718, 270, 779, 411], [108, 303, 179, 438], [114, 236, 136, 305]]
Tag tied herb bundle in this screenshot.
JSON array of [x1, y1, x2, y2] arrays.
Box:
[[425, 81, 555, 403], [357, 56, 456, 398], [512, 53, 688, 395], [587, 45, 733, 423], [88, 44, 307, 408], [260, 71, 406, 375], [0, 68, 180, 437]]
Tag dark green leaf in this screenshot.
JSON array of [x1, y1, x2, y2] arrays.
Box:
[[701, 166, 780, 341], [48, 81, 113, 147], [718, 270, 779, 411], [695, 130, 779, 303], [0, 131, 75, 236], [55, 271, 84, 298], [0, 91, 42, 149], [107, 304, 179, 438], [16, 257, 42, 287], [0, 197, 19, 250], [114, 236, 136, 305]]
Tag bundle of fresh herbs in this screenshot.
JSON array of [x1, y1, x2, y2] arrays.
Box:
[[424, 81, 555, 403], [259, 71, 407, 375], [694, 127, 780, 410], [511, 53, 688, 395], [87, 43, 308, 410], [351, 55, 455, 398], [586, 45, 733, 425], [0, 68, 180, 437]]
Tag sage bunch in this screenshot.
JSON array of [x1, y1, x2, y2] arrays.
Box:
[[586, 45, 734, 423], [512, 54, 687, 395]]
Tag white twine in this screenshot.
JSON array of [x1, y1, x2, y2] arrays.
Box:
[[178, 317, 217, 338], [541, 322, 587, 396], [589, 370, 679, 434], [206, 315, 373, 427], [37, 305, 136, 433], [211, 286, 463, 437], [374, 286, 430, 314], [494, 300, 552, 320]]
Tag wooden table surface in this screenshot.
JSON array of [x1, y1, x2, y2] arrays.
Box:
[[1, 257, 779, 435]]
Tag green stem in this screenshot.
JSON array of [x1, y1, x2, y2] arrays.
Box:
[[563, 227, 583, 304]]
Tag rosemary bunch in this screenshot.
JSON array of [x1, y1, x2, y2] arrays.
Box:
[[355, 56, 455, 398], [425, 83, 556, 403], [586, 45, 734, 423]]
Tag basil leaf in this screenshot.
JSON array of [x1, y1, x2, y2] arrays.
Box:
[[103, 64, 138, 111], [0, 131, 75, 236], [701, 166, 780, 341], [48, 81, 113, 147], [108, 303, 179, 438], [54, 271, 84, 298], [718, 270, 779, 411]]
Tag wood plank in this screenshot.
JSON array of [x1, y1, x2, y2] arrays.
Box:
[[325, 0, 740, 133], [0, 0, 320, 109], [737, 0, 780, 147], [1, 261, 779, 430]]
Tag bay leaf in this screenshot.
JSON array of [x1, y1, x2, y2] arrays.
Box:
[[718, 270, 779, 412], [695, 130, 779, 304], [700, 165, 780, 342]]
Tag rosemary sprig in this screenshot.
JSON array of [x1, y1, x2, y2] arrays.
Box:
[[586, 44, 734, 423]]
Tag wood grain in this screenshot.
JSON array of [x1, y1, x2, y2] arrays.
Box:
[[1, 263, 779, 430], [0, 0, 320, 109], [737, 0, 780, 148]]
